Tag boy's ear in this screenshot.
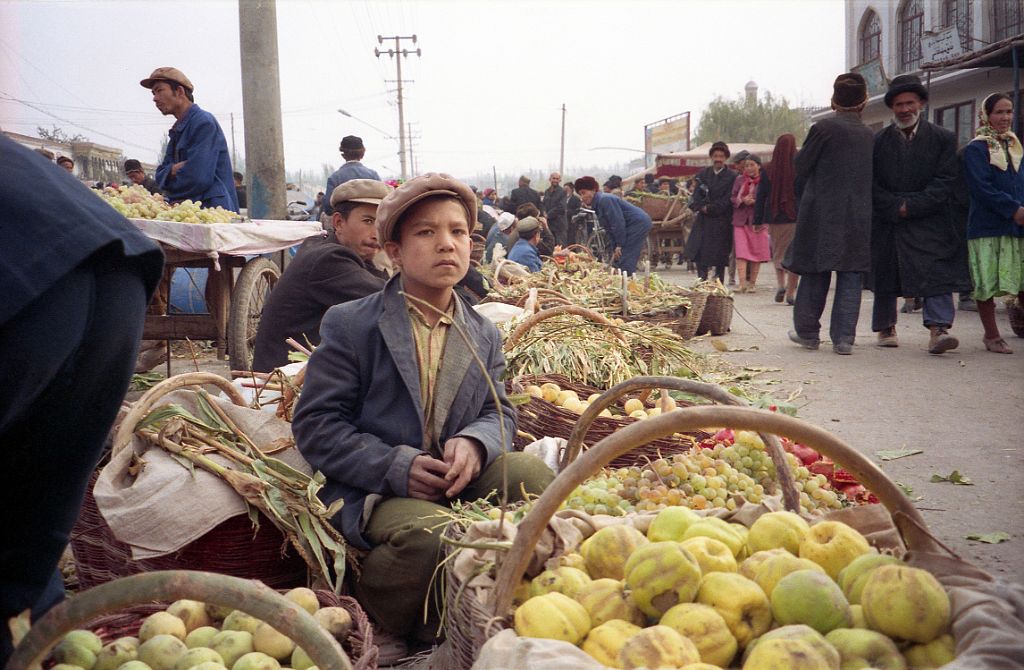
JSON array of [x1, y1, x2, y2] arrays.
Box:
[[383, 240, 402, 266]]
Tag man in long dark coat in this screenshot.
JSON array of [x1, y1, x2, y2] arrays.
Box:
[[685, 141, 736, 282], [870, 75, 971, 354], [784, 73, 875, 354]]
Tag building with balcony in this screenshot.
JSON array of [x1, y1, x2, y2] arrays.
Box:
[[836, 1, 1024, 144]]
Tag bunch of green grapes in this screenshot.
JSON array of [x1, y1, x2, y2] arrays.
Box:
[[96, 184, 171, 219], [709, 430, 842, 514], [155, 199, 237, 224]]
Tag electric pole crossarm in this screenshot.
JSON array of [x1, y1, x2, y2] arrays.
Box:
[[375, 34, 420, 181]]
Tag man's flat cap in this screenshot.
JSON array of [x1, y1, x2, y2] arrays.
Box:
[[330, 179, 392, 207], [376, 172, 477, 243], [140, 67, 194, 92]]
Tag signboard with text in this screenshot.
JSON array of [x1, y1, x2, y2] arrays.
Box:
[[922, 27, 964, 64], [644, 112, 690, 167], [852, 58, 888, 98]]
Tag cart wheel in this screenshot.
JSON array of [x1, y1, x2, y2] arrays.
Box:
[[228, 257, 280, 372]]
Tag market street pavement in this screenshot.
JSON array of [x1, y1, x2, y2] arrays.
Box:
[[167, 267, 1023, 580], [660, 267, 1023, 580]]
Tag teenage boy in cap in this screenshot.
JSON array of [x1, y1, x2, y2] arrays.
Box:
[[507, 216, 544, 271], [56, 156, 74, 173], [251, 179, 391, 372], [785, 73, 874, 355], [140, 67, 238, 211], [484, 211, 516, 262], [574, 175, 653, 274], [124, 159, 161, 195], [870, 74, 970, 354], [321, 135, 381, 219], [292, 173, 552, 651]]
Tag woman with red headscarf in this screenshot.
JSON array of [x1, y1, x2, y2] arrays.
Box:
[[755, 134, 800, 304]]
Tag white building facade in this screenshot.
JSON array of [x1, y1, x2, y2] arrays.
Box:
[[843, 0, 1023, 143]]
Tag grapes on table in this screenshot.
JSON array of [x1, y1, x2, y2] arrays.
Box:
[[95, 184, 238, 224], [566, 430, 843, 517]]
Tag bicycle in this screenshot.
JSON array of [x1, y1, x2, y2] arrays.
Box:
[[578, 207, 653, 274]]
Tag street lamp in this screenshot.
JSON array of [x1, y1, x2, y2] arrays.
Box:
[[337, 109, 393, 138]]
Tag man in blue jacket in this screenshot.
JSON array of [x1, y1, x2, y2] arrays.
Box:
[[574, 175, 653, 274], [506, 216, 544, 271], [142, 67, 239, 211], [321, 135, 382, 219]]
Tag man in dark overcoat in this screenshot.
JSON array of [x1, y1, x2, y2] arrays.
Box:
[[684, 141, 736, 282], [784, 73, 875, 354], [870, 75, 971, 354]]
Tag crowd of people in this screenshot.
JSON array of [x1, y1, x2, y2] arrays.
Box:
[[3, 60, 1023, 668]]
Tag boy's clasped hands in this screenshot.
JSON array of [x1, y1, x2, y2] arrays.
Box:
[[407, 436, 484, 501]]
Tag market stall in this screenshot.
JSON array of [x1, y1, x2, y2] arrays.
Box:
[[131, 218, 324, 371]]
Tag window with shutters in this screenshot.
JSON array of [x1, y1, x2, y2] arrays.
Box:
[[899, 0, 924, 72], [860, 9, 882, 64], [992, 1, 1024, 42]]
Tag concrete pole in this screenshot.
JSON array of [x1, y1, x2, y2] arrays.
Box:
[[239, 0, 286, 221], [395, 37, 408, 180], [559, 103, 566, 175]]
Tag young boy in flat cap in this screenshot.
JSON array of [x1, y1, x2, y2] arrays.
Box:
[[292, 173, 553, 651], [507, 216, 544, 271]]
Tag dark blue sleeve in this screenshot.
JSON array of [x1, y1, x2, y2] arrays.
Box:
[[161, 117, 223, 202], [597, 195, 627, 248], [963, 141, 1021, 221]]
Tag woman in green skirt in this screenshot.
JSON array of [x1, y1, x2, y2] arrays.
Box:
[[962, 92, 1024, 353]]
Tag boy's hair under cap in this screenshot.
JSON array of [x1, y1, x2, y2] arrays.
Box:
[[376, 172, 478, 243]]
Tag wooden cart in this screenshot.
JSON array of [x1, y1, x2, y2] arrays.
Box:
[[628, 192, 694, 270], [131, 218, 324, 371]]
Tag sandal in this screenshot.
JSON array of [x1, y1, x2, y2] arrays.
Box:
[[774, 287, 786, 303], [984, 337, 1014, 354]]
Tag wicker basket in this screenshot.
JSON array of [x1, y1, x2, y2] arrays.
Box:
[[1008, 297, 1024, 338], [441, 405, 973, 669], [622, 292, 707, 340], [70, 373, 311, 591], [12, 571, 363, 670], [696, 293, 734, 336], [630, 193, 686, 222]]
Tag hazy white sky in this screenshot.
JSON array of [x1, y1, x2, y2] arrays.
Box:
[[0, 0, 845, 183]]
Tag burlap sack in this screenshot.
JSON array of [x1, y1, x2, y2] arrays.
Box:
[[93, 390, 311, 559]]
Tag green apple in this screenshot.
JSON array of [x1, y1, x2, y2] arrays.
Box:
[[165, 600, 212, 633], [696, 572, 771, 648], [739, 548, 790, 581], [137, 634, 188, 670], [139, 612, 187, 643], [683, 517, 746, 557], [825, 627, 906, 670], [837, 553, 901, 605], [860, 566, 951, 644], [747, 511, 811, 555], [743, 624, 841, 668], [771, 569, 853, 634], [660, 602, 738, 667], [648, 506, 701, 541], [903, 633, 956, 668], [681, 536, 738, 574], [744, 637, 837, 670], [750, 551, 826, 598], [173, 647, 223, 670], [184, 627, 219, 649], [209, 631, 254, 668], [94, 636, 139, 670], [799, 521, 873, 580]]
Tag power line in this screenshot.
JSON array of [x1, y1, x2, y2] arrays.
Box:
[[0, 91, 155, 152]]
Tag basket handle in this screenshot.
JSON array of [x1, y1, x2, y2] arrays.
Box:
[[112, 372, 248, 458], [558, 376, 800, 514], [563, 244, 596, 260], [505, 305, 627, 349], [491, 406, 938, 617], [514, 288, 573, 308], [493, 258, 529, 287], [5, 570, 351, 670]]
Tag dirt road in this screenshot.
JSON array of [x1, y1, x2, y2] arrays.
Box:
[[660, 268, 1023, 579]]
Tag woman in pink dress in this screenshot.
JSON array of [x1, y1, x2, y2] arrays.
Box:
[[731, 155, 772, 292]]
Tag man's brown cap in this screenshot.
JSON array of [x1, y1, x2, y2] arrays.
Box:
[[376, 173, 477, 243], [140, 67, 194, 92], [330, 179, 392, 207]]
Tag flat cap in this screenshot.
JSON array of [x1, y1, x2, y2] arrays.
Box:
[[516, 216, 541, 235], [376, 172, 477, 243], [340, 135, 365, 152], [140, 67, 194, 92], [330, 179, 392, 207]]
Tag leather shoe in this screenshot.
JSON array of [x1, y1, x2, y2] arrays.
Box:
[[928, 326, 959, 354], [788, 330, 820, 350], [876, 327, 898, 348], [833, 341, 853, 355]]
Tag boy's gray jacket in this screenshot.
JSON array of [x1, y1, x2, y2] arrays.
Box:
[[292, 276, 516, 549]]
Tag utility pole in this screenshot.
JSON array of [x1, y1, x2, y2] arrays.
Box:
[[375, 34, 420, 181], [407, 121, 415, 177], [239, 0, 286, 222], [559, 104, 566, 175]]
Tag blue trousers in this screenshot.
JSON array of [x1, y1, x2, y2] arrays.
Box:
[[792, 271, 864, 344], [613, 220, 653, 275], [872, 293, 955, 331], [0, 258, 148, 664]]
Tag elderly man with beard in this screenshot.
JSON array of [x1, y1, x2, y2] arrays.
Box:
[[870, 75, 970, 354]]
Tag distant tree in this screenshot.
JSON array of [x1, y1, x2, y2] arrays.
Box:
[[693, 91, 809, 146], [36, 125, 87, 144]]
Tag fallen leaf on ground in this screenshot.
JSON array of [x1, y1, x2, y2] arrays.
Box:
[[966, 532, 1010, 544], [930, 470, 973, 485], [877, 448, 924, 461]]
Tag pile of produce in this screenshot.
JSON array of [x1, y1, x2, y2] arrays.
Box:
[[503, 315, 715, 389], [565, 431, 843, 517], [96, 184, 238, 223], [513, 512, 956, 669], [46, 587, 352, 670]]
